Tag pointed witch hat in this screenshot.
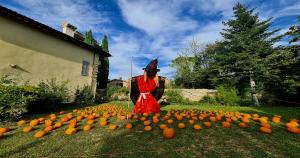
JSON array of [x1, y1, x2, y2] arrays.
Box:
[[142, 58, 160, 72]]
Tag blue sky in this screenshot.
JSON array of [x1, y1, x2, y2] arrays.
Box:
[[0, 0, 299, 79]]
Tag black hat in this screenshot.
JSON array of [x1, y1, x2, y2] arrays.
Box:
[[143, 59, 160, 72]]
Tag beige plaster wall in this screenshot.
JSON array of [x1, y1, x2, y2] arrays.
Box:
[[0, 16, 98, 97]]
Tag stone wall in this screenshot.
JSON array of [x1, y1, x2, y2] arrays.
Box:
[[165, 89, 217, 101]]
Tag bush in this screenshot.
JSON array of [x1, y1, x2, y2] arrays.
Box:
[[216, 85, 240, 106], [0, 84, 38, 120], [28, 78, 69, 113], [105, 86, 129, 101], [200, 95, 218, 104], [164, 89, 189, 104], [74, 85, 94, 106]]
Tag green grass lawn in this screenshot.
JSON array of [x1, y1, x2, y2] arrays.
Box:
[[0, 101, 299, 158]]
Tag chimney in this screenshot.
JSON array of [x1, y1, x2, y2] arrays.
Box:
[[62, 22, 77, 37]]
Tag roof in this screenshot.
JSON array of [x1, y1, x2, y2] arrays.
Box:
[[0, 5, 111, 57]]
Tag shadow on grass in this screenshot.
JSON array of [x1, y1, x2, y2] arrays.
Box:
[[0, 139, 43, 157]]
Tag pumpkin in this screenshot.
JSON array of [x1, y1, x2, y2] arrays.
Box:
[[144, 126, 152, 131], [193, 124, 202, 130], [272, 117, 281, 123], [167, 119, 174, 124], [34, 131, 46, 138], [152, 118, 160, 123], [289, 118, 299, 123], [54, 122, 62, 128], [203, 122, 211, 128], [260, 123, 272, 129], [259, 127, 272, 134], [125, 123, 133, 129], [108, 124, 118, 130], [66, 113, 73, 119], [44, 126, 53, 132], [222, 121, 231, 128], [287, 127, 300, 134], [17, 120, 26, 126], [59, 111, 65, 115], [285, 121, 299, 128], [241, 118, 250, 123], [239, 122, 247, 128], [160, 124, 167, 130], [140, 117, 147, 121], [45, 120, 53, 127], [65, 128, 77, 135], [99, 120, 108, 126], [87, 115, 95, 120], [87, 120, 94, 125], [69, 122, 77, 128], [189, 120, 195, 125], [29, 120, 40, 127], [209, 117, 217, 122], [76, 116, 84, 121], [192, 116, 198, 121], [60, 117, 69, 123], [144, 120, 152, 126], [143, 113, 149, 117], [0, 127, 10, 134], [163, 128, 176, 139], [226, 118, 232, 123], [178, 123, 185, 129], [199, 116, 205, 120], [23, 126, 33, 133], [133, 115, 139, 120], [83, 125, 92, 131], [176, 115, 183, 120], [259, 117, 268, 124]]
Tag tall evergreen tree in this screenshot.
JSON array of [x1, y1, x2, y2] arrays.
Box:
[[97, 35, 109, 89], [215, 3, 281, 106], [84, 30, 93, 45], [286, 16, 300, 44]]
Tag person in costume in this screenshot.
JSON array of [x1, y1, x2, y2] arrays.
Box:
[[130, 59, 165, 114]]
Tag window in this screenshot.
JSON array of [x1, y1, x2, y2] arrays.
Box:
[[81, 60, 89, 76]]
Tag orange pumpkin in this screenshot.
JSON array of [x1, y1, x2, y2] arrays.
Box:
[[0, 127, 10, 134], [239, 122, 247, 128], [260, 123, 272, 129], [177, 123, 185, 129], [99, 120, 108, 126], [143, 120, 151, 126], [203, 122, 211, 128], [163, 128, 176, 139], [189, 120, 195, 125], [83, 125, 92, 131], [29, 119, 40, 127], [222, 121, 231, 128], [167, 119, 174, 124], [76, 116, 84, 121], [241, 118, 250, 123], [65, 128, 77, 135], [272, 116, 281, 123], [87, 115, 95, 120], [152, 118, 160, 123], [54, 122, 62, 128], [285, 121, 299, 128], [17, 120, 26, 126], [34, 131, 46, 138], [193, 124, 202, 131], [259, 127, 272, 134], [108, 124, 118, 130], [125, 123, 133, 129], [160, 124, 167, 130], [176, 115, 183, 120], [44, 126, 53, 132], [87, 120, 94, 125], [60, 117, 69, 123], [45, 120, 53, 127], [209, 117, 217, 122], [59, 111, 65, 115], [287, 127, 300, 134], [38, 117, 45, 122], [144, 126, 152, 131], [23, 126, 33, 133]]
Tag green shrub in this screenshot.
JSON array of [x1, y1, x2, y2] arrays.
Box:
[[200, 95, 218, 104], [165, 89, 188, 104], [0, 84, 38, 120], [74, 85, 94, 106], [28, 78, 69, 113], [105, 86, 129, 101], [216, 85, 240, 106]]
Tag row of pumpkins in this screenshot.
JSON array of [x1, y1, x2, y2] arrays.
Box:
[[0, 104, 299, 140]]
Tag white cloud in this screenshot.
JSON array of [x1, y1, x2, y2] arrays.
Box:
[[10, 0, 109, 33], [118, 0, 198, 36]]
